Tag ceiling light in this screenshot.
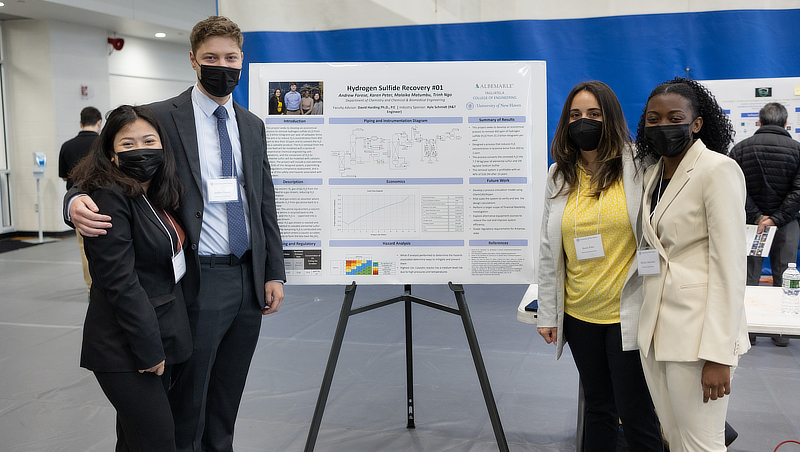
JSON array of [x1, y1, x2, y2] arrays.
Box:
[[155, 32, 167, 38]]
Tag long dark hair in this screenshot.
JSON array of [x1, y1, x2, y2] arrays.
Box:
[[551, 81, 631, 198], [635, 77, 734, 159], [71, 105, 183, 210]]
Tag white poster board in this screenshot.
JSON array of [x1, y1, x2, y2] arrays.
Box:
[[702, 77, 800, 145], [249, 62, 548, 284]]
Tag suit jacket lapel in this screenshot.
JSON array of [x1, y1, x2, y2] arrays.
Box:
[[642, 161, 668, 259], [134, 196, 169, 243], [234, 102, 256, 204], [651, 139, 704, 229], [171, 89, 202, 192]]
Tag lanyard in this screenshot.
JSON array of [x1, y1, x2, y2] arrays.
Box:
[[639, 165, 665, 250], [142, 195, 182, 256]]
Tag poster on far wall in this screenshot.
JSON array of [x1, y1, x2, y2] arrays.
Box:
[[249, 61, 548, 285], [702, 77, 800, 146]]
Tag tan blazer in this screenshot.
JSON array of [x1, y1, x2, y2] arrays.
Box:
[[537, 149, 644, 359], [639, 139, 750, 366]]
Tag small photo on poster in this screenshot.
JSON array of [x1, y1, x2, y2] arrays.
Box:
[[267, 81, 324, 115]]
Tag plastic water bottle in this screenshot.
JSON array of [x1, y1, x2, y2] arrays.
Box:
[[781, 263, 800, 315]]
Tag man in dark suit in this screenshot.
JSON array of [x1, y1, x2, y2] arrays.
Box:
[[59, 106, 101, 295], [66, 16, 285, 452]]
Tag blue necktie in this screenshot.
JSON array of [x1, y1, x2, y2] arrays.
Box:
[[213, 106, 248, 258]]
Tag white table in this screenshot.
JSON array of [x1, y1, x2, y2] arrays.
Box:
[[744, 286, 800, 337]]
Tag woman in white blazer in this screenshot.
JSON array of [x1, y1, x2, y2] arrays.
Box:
[[636, 77, 749, 452], [536, 81, 662, 451]]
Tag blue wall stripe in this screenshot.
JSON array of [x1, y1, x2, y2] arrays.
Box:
[[238, 9, 800, 153]]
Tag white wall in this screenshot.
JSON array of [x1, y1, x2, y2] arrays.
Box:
[[2, 20, 195, 234], [108, 35, 195, 108], [4, 19, 110, 233]]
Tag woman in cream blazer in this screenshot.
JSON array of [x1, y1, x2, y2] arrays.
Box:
[[636, 77, 749, 452], [536, 81, 662, 451]]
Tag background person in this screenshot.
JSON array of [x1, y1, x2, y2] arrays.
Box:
[[268, 88, 285, 115], [636, 77, 750, 452], [284, 82, 301, 114], [59, 106, 102, 295], [536, 81, 663, 451], [729, 102, 800, 346], [72, 105, 190, 452], [311, 92, 323, 115], [66, 16, 286, 452], [300, 89, 313, 114]]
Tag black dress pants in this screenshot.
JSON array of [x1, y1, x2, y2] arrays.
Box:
[[170, 256, 262, 452], [563, 314, 663, 452], [94, 368, 175, 452]]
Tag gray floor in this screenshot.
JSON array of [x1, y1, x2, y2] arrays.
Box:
[[1, 237, 798, 451]]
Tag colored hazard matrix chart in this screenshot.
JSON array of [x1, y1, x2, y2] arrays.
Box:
[[330, 255, 397, 276], [347, 258, 377, 275]]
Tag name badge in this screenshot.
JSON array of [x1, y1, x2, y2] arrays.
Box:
[[208, 178, 239, 203], [574, 234, 605, 260], [637, 248, 660, 275], [172, 248, 187, 283]]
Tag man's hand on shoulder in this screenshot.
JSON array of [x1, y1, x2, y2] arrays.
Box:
[[71, 195, 112, 237], [262, 281, 284, 315]]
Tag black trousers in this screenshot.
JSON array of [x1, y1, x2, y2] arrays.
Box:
[[94, 368, 175, 452], [170, 257, 262, 452], [563, 314, 663, 452]]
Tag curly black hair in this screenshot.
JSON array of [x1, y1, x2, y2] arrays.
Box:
[[635, 77, 734, 161]]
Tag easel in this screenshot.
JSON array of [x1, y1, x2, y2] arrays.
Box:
[[304, 282, 509, 452]]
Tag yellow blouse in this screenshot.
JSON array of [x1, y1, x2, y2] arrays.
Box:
[[561, 168, 636, 324]]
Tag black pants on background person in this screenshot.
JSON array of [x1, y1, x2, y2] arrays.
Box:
[[747, 219, 800, 286], [563, 314, 663, 452], [95, 368, 176, 452], [169, 255, 262, 452]]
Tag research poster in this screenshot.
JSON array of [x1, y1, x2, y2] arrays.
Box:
[[249, 62, 548, 284], [702, 77, 800, 146]]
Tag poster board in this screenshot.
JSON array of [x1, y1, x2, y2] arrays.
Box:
[[249, 62, 548, 284], [702, 77, 800, 146]]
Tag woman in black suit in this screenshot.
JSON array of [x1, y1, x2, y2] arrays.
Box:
[[71, 105, 191, 451]]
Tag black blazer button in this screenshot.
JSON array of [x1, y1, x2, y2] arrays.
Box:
[[195, 211, 201, 218], [191, 244, 197, 250]]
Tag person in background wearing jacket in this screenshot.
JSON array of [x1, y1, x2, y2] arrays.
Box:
[[729, 102, 800, 347], [637, 77, 750, 452], [536, 81, 663, 452], [310, 91, 324, 115], [72, 105, 190, 451]]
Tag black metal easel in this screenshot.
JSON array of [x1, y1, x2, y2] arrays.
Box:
[[304, 282, 509, 452]]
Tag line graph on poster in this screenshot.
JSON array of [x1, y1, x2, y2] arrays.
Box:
[[332, 189, 419, 236]]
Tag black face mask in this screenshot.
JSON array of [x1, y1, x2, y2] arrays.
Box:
[[199, 64, 240, 98], [117, 148, 164, 182], [643, 123, 694, 158], [568, 118, 603, 151]]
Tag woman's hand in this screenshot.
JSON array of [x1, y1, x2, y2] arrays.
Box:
[[139, 360, 165, 376], [537, 327, 558, 345], [701, 361, 731, 403]]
